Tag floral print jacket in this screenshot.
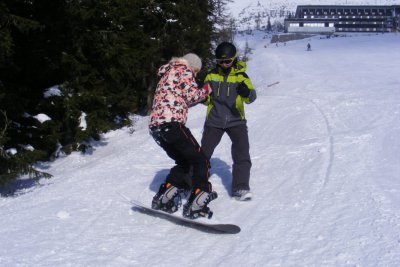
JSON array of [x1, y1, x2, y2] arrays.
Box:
[[149, 58, 209, 128]]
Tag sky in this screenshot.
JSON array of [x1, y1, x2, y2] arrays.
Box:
[[1, 28, 400, 267]]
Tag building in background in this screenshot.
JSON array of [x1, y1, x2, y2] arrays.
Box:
[[284, 5, 400, 34]]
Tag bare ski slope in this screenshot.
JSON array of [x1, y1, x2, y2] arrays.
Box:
[[1, 33, 400, 266]]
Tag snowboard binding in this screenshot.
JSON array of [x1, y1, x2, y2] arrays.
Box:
[[152, 195, 182, 213], [183, 191, 218, 219], [183, 205, 214, 219], [152, 183, 184, 213]]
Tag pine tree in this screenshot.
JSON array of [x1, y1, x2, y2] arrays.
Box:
[[267, 17, 272, 32], [60, 0, 148, 142], [242, 40, 253, 62], [140, 0, 214, 108], [255, 12, 261, 30], [0, 0, 219, 185], [0, 0, 53, 185], [208, 0, 235, 47]]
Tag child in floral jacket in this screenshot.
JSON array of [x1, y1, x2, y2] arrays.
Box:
[[149, 53, 217, 219]]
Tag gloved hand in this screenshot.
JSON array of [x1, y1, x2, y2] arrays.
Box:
[[236, 82, 250, 97], [203, 83, 212, 95], [200, 83, 211, 103]]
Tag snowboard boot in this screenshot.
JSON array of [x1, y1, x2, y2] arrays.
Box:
[[183, 188, 218, 219], [152, 183, 184, 213], [232, 189, 252, 201]]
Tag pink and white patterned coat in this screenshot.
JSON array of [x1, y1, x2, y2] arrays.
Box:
[[149, 58, 209, 128]]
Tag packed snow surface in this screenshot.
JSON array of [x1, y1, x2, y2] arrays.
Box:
[[1, 32, 400, 266]]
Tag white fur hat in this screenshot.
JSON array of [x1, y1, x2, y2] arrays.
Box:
[[183, 53, 202, 71]]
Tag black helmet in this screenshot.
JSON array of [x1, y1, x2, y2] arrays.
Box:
[[215, 42, 237, 60]]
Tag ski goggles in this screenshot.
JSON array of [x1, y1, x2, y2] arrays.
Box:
[[216, 57, 235, 65]]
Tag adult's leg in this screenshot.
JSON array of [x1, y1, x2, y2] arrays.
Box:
[[151, 124, 191, 189], [173, 124, 212, 192]]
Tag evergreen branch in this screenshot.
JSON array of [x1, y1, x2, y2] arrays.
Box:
[[9, 14, 42, 33], [0, 110, 9, 142]]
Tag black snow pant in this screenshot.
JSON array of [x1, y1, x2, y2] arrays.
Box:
[[150, 122, 211, 192], [201, 124, 252, 192]]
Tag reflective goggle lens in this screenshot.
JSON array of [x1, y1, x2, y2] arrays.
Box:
[[217, 58, 234, 64]]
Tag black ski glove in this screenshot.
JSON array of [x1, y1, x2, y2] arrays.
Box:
[[236, 82, 250, 97]]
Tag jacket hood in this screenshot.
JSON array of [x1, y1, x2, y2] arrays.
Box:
[[235, 61, 247, 73]]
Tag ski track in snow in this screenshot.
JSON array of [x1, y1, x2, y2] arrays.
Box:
[[1, 33, 400, 266], [239, 32, 400, 265]]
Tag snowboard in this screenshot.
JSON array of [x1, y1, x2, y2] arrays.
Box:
[[130, 199, 241, 234]]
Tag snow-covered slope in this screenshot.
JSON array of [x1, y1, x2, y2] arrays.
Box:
[[1, 32, 400, 266]]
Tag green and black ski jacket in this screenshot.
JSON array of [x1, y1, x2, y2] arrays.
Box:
[[203, 60, 257, 128]]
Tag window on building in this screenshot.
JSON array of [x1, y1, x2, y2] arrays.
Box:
[[304, 23, 325, 27]]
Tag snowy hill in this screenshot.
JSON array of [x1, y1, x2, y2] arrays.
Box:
[[229, 0, 400, 30], [1, 32, 400, 266]]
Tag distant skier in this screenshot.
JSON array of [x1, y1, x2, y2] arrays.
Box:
[[307, 43, 311, 51], [201, 42, 257, 201], [149, 53, 217, 219]]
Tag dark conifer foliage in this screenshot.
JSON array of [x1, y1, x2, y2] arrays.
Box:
[[0, 0, 219, 185]]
